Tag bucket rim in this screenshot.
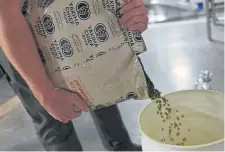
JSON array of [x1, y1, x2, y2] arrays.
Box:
[[138, 89, 224, 150]]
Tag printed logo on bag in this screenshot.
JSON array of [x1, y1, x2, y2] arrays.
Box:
[[35, 17, 47, 38], [123, 30, 135, 46], [63, 3, 80, 25], [94, 23, 109, 42], [82, 23, 108, 47], [35, 14, 55, 38], [22, 0, 28, 16], [37, 0, 55, 8], [82, 23, 109, 47], [102, 0, 122, 17], [133, 31, 142, 42], [59, 38, 74, 57], [50, 39, 73, 61], [82, 25, 98, 47], [43, 15, 55, 34], [126, 92, 138, 100], [76, 1, 91, 20], [115, 8, 123, 18]]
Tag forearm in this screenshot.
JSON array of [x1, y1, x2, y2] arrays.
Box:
[[0, 11, 53, 102]]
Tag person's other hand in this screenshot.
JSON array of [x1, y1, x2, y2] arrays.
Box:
[[40, 88, 88, 123], [120, 0, 149, 32]]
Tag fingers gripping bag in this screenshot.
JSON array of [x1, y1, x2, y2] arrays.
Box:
[[23, 0, 150, 110]]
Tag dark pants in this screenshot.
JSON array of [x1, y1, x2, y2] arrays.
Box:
[[0, 50, 155, 151]]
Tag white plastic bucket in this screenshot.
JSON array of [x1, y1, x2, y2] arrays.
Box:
[[139, 90, 224, 151]]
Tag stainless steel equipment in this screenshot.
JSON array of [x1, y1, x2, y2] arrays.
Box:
[[206, 0, 224, 43], [145, 0, 200, 23]]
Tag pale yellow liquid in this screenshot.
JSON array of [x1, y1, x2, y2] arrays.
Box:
[[144, 105, 224, 146]]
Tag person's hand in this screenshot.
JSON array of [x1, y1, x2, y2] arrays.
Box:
[[120, 0, 149, 32], [0, 0, 26, 12], [39, 88, 88, 123]]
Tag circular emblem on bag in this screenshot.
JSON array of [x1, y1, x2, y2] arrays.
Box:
[[76, 1, 91, 20], [133, 31, 142, 42], [94, 23, 109, 42], [42, 14, 55, 34], [59, 38, 74, 57]]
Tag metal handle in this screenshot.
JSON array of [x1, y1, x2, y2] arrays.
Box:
[[195, 70, 213, 90]]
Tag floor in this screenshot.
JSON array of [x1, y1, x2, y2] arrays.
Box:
[[0, 7, 224, 152]]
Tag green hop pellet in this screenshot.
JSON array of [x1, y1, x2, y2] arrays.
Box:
[[166, 108, 172, 113], [174, 122, 178, 128]]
